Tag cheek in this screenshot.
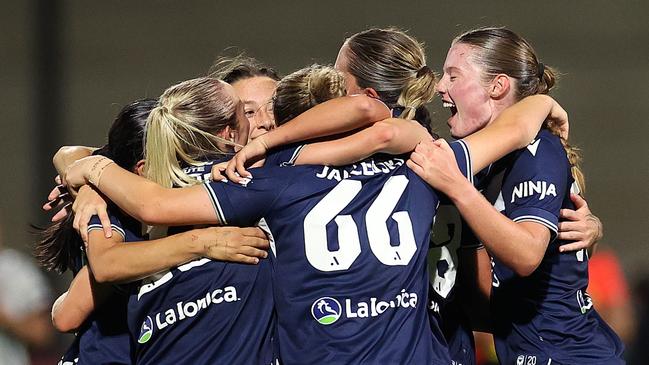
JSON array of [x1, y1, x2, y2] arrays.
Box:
[[455, 84, 490, 118]]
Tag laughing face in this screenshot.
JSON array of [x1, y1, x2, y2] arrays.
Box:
[[436, 43, 494, 138]]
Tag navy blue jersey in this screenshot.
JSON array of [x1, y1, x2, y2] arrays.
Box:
[[126, 160, 276, 365], [428, 198, 478, 365], [485, 130, 624, 364], [59, 210, 141, 365], [204, 141, 472, 364]]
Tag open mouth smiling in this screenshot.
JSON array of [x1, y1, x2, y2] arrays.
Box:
[[442, 100, 457, 116]]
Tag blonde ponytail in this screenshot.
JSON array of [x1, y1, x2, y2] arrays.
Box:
[[545, 121, 586, 194], [273, 65, 346, 126], [396, 66, 437, 120], [144, 77, 241, 187], [344, 28, 436, 122]]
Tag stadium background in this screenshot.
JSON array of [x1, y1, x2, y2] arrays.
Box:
[[1, 0, 647, 361]]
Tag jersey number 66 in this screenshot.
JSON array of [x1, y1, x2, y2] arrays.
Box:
[[304, 176, 417, 272]]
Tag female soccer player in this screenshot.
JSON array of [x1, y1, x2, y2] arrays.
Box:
[[408, 27, 624, 364], [210, 56, 281, 141], [62, 78, 566, 365], [38, 99, 264, 364]]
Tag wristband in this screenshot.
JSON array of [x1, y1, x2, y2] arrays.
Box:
[[87, 157, 115, 188]]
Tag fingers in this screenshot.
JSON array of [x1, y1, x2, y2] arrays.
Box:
[[408, 151, 426, 167], [237, 245, 269, 259], [47, 184, 64, 201], [570, 193, 589, 211], [225, 159, 242, 184], [556, 230, 583, 242], [231, 254, 260, 265], [243, 236, 270, 250], [406, 159, 425, 177], [55, 175, 62, 185], [211, 164, 227, 182], [557, 220, 581, 233], [433, 138, 450, 148], [559, 208, 581, 221], [235, 155, 251, 179], [79, 213, 90, 244], [239, 227, 269, 239], [558, 241, 588, 253], [51, 203, 71, 222], [97, 209, 113, 239]]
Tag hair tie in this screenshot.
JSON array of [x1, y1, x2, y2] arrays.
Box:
[[417, 65, 431, 78], [537, 62, 545, 79]]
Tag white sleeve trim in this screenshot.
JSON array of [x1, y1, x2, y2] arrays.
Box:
[[455, 139, 474, 185], [202, 183, 228, 225], [87, 224, 126, 239], [280, 144, 306, 167], [512, 215, 558, 234]]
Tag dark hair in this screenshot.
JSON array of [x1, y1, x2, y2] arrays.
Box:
[[35, 99, 156, 273], [209, 55, 280, 84]]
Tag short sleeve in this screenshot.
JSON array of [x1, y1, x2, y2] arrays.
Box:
[[88, 212, 126, 240], [264, 143, 306, 167], [502, 135, 568, 238], [449, 140, 474, 184], [203, 165, 293, 226]]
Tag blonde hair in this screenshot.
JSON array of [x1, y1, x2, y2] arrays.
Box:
[[344, 27, 437, 120], [456, 27, 585, 193], [273, 64, 346, 125], [145, 77, 240, 188]]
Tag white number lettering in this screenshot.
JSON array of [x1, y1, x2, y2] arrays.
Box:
[[304, 176, 417, 271], [366, 176, 416, 265], [304, 180, 362, 271]]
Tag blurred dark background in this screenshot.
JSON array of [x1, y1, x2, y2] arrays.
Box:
[[1, 1, 647, 362]]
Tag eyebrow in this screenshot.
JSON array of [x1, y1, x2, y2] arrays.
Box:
[[444, 66, 461, 73], [242, 100, 259, 107]]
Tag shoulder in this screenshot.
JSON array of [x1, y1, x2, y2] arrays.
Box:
[[523, 129, 566, 160], [509, 129, 569, 172], [183, 159, 226, 181]]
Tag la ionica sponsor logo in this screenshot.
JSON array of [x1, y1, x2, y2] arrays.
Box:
[[511, 180, 556, 203], [311, 289, 418, 325], [137, 286, 239, 344]]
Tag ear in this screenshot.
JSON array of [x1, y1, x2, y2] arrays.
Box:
[[363, 87, 380, 99], [216, 125, 234, 142], [134, 159, 146, 177], [489, 74, 511, 99]]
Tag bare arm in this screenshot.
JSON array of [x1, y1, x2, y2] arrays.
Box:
[[53, 146, 96, 176], [264, 95, 391, 148], [462, 94, 567, 174], [408, 140, 551, 276], [295, 119, 432, 166], [51, 265, 111, 333], [65, 158, 217, 228], [407, 95, 568, 276], [224, 95, 391, 180], [86, 226, 269, 283]]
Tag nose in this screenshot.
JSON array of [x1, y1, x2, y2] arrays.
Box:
[[435, 74, 447, 96], [254, 104, 276, 132]]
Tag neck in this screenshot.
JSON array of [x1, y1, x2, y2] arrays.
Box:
[[486, 95, 517, 126]]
